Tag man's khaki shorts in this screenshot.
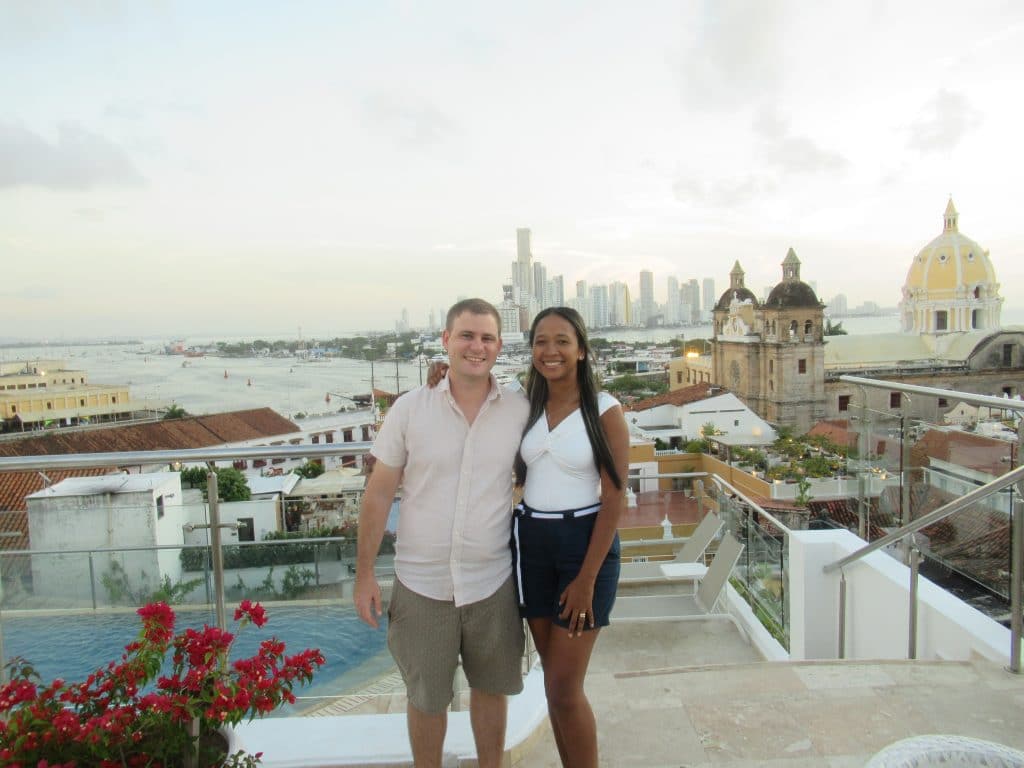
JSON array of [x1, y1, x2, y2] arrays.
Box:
[[387, 576, 525, 714]]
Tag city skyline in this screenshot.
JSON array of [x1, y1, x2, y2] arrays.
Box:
[[2, 2, 1023, 339]]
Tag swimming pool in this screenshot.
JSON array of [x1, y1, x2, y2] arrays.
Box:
[[1, 602, 391, 713]]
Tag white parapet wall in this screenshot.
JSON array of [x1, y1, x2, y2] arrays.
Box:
[[787, 529, 1015, 666]]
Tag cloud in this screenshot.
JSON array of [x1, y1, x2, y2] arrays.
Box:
[[0, 121, 145, 189], [753, 108, 847, 174], [361, 90, 455, 147], [675, 1, 785, 110], [672, 174, 777, 207], [907, 89, 982, 153]]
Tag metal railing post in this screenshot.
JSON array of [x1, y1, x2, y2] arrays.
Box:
[[208, 470, 227, 630], [908, 543, 920, 660], [838, 571, 846, 659], [88, 551, 97, 610], [1011, 474, 1022, 673], [0, 569, 6, 685]]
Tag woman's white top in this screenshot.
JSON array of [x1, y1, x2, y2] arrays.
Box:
[[521, 391, 620, 511]]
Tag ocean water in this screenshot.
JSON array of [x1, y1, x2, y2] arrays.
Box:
[[3, 309, 1022, 419]]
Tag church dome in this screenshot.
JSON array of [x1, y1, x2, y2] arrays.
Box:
[[715, 260, 759, 311], [715, 286, 758, 311], [763, 248, 822, 309], [765, 281, 820, 309], [899, 199, 1002, 334]]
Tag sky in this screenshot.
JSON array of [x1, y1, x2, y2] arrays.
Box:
[[2, 0, 1023, 340]]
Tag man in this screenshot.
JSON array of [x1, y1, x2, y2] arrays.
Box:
[[355, 298, 528, 768]]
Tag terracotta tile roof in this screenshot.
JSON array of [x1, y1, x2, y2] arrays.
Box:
[[806, 419, 894, 458], [624, 382, 716, 412], [0, 408, 299, 457], [868, 481, 1009, 597], [808, 498, 889, 540], [912, 428, 1013, 478], [806, 420, 858, 449]]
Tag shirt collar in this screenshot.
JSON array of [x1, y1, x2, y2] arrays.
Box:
[[437, 373, 503, 400]]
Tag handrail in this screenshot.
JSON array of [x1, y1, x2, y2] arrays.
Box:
[[708, 475, 796, 535], [823, 462, 1024, 573], [0, 442, 373, 471], [839, 375, 1024, 413]]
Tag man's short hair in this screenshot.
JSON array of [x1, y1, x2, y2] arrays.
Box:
[[445, 298, 502, 334]]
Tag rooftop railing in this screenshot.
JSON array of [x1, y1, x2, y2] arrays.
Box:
[[827, 375, 1023, 673]]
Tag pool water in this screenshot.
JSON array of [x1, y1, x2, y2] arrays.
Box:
[[2, 603, 390, 712]]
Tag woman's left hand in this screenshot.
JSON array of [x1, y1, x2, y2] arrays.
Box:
[[558, 577, 595, 637]]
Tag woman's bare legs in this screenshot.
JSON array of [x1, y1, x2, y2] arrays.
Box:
[[528, 617, 600, 768]]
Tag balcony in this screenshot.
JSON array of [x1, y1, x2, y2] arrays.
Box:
[[1, 375, 1022, 766]]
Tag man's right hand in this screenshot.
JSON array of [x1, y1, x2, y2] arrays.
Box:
[[355, 574, 383, 629]]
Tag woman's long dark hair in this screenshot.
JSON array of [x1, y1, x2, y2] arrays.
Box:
[[514, 306, 622, 490]]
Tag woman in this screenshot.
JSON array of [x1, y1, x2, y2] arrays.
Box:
[[513, 306, 628, 768]]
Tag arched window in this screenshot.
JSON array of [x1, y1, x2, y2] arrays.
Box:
[[804, 319, 812, 335], [789, 320, 798, 337]]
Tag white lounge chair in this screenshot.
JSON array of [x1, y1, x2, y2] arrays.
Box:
[[612, 531, 745, 620], [619, 511, 722, 584]]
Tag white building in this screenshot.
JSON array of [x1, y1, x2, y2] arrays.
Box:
[[26, 472, 187, 602], [625, 388, 777, 450]]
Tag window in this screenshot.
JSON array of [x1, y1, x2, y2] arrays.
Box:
[[798, 359, 807, 374], [312, 434, 320, 444], [343, 429, 353, 442], [734, 419, 740, 427], [1003, 344, 1013, 367], [156, 496, 165, 520], [838, 395, 850, 412], [769, 360, 774, 374], [804, 319, 812, 336], [676, 371, 683, 384], [890, 392, 901, 408], [237, 518, 255, 543], [938, 398, 948, 408], [326, 432, 334, 444], [935, 310, 948, 331], [111, 396, 117, 403], [1004, 386, 1014, 397], [80, 398, 85, 406], [972, 309, 980, 328], [46, 402, 53, 410]]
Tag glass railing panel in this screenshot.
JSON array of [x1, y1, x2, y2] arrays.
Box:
[[833, 387, 1016, 624], [717, 490, 790, 649]]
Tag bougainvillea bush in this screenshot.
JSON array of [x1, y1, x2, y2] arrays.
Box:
[[0, 600, 325, 767]]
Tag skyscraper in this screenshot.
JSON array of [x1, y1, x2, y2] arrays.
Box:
[[666, 276, 680, 325], [702, 278, 715, 320], [551, 275, 565, 307], [512, 227, 534, 298], [610, 281, 632, 327], [639, 270, 654, 324], [533, 261, 547, 306], [590, 285, 609, 328]]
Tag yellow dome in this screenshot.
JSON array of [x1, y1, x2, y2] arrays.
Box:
[[903, 199, 996, 300], [899, 199, 1002, 334]]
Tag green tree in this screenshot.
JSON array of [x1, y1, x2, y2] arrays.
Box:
[[295, 460, 325, 479], [824, 318, 848, 336], [162, 404, 188, 420], [795, 476, 813, 506], [176, 466, 251, 501]]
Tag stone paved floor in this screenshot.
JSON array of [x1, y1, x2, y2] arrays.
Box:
[[518, 619, 1024, 767], [308, 618, 1024, 767]]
